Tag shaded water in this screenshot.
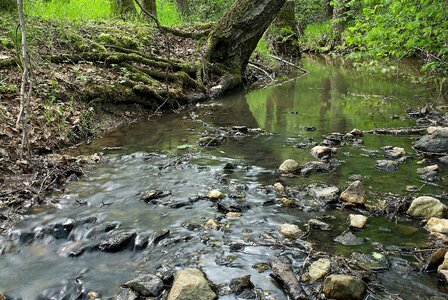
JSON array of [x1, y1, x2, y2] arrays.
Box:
[[1, 55, 447, 299]]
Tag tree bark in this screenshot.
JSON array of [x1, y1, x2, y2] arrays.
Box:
[[141, 0, 157, 20], [332, 0, 346, 37], [324, 0, 333, 19], [206, 0, 286, 76], [112, 0, 136, 17]]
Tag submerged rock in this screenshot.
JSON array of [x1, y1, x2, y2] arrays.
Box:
[[340, 181, 365, 205], [407, 196, 446, 218], [349, 214, 368, 229], [308, 258, 331, 282], [323, 274, 366, 300], [279, 159, 299, 173], [167, 268, 216, 300], [351, 252, 389, 271], [280, 197, 297, 208], [375, 160, 399, 172], [122, 274, 164, 297], [334, 231, 364, 246], [414, 127, 448, 154], [203, 219, 220, 230], [140, 190, 172, 203], [426, 217, 448, 233], [270, 259, 305, 300], [229, 275, 255, 299], [308, 219, 332, 231], [98, 231, 136, 252], [278, 224, 302, 240], [417, 164, 440, 181]]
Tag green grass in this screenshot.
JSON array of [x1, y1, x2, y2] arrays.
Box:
[[23, 0, 181, 26]]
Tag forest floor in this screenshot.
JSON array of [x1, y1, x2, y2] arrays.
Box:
[[0, 13, 296, 232]]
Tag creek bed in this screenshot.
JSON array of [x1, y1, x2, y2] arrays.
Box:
[[0, 55, 447, 299]]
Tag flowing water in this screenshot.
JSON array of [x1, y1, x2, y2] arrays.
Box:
[[1, 55, 447, 299]]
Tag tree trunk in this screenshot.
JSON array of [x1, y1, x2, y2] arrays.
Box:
[[112, 0, 136, 17], [141, 0, 157, 20], [206, 0, 286, 76], [324, 0, 333, 19], [176, 0, 189, 17], [332, 0, 346, 37], [267, 0, 300, 59]]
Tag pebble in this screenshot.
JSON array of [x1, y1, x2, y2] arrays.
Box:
[[278, 224, 302, 240], [349, 214, 368, 229]]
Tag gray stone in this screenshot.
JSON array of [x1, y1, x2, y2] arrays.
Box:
[[271, 259, 305, 299], [340, 180, 365, 205], [334, 231, 364, 246], [439, 156, 448, 164], [300, 161, 332, 176], [414, 127, 448, 154], [117, 288, 138, 300], [308, 185, 340, 203], [167, 268, 216, 300], [98, 231, 136, 252], [407, 196, 446, 218], [279, 159, 299, 173], [122, 274, 164, 297], [383, 146, 406, 159], [308, 219, 332, 231], [323, 274, 366, 300], [229, 275, 255, 298], [375, 160, 399, 172], [351, 252, 389, 271], [310, 145, 332, 159], [206, 189, 224, 200]]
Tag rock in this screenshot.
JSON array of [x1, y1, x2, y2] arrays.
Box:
[[349, 214, 368, 229], [229, 275, 255, 299], [300, 161, 332, 176], [334, 231, 364, 246], [439, 156, 448, 164], [430, 232, 448, 242], [57, 240, 95, 257], [414, 127, 448, 154], [167, 268, 216, 300], [323, 275, 366, 300], [308, 258, 331, 282], [383, 146, 406, 159], [350, 128, 363, 136], [98, 231, 136, 252], [203, 219, 220, 230], [438, 252, 448, 283], [226, 212, 241, 218], [280, 198, 297, 208], [310, 146, 332, 159], [340, 181, 365, 205], [206, 189, 224, 200], [278, 224, 302, 240], [407, 196, 446, 218], [252, 263, 270, 273], [273, 182, 286, 194], [426, 217, 448, 233], [417, 164, 439, 174], [375, 160, 399, 172], [308, 219, 332, 231], [122, 274, 164, 297], [117, 288, 138, 300], [308, 185, 340, 203], [426, 248, 447, 271], [271, 259, 305, 300], [351, 252, 389, 271], [140, 190, 171, 203], [279, 159, 299, 173]]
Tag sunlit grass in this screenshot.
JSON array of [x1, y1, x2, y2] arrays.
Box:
[[24, 0, 181, 26]]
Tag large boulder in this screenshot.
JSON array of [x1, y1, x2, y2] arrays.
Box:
[[167, 269, 216, 300], [340, 181, 365, 205], [407, 196, 446, 218], [279, 159, 299, 173], [414, 127, 448, 154], [323, 274, 366, 300]]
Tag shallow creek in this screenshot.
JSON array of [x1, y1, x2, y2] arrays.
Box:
[[0, 56, 447, 299]]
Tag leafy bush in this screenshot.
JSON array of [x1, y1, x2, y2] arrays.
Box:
[[300, 20, 334, 52]]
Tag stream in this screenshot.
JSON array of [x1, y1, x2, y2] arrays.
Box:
[[0, 55, 447, 299]]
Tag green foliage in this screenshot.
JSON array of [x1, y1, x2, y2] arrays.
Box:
[[300, 20, 334, 52], [25, 0, 111, 20], [294, 0, 327, 31], [342, 0, 447, 74], [0, 0, 15, 12], [157, 0, 182, 26]]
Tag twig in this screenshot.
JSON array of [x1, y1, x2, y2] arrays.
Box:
[[248, 62, 274, 82], [268, 54, 309, 74]]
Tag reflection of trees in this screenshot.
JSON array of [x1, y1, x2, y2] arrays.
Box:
[[265, 80, 296, 132]]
